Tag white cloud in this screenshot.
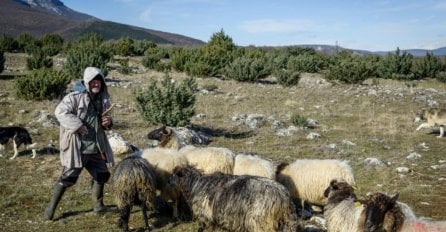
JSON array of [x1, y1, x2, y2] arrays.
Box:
[[237, 19, 314, 34], [139, 8, 152, 22]]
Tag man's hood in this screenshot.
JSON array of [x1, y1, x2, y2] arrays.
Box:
[[84, 67, 104, 86], [81, 67, 108, 95]]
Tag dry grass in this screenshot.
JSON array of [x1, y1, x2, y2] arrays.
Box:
[[1, 53, 446, 231]]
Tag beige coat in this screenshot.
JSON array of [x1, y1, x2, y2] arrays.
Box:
[[55, 67, 114, 168]]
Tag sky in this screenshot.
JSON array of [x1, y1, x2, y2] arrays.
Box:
[[62, 0, 446, 52]]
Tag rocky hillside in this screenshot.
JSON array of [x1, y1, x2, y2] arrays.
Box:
[[0, 0, 205, 46]]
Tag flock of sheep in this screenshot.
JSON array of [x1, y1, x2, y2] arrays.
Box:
[[112, 125, 446, 232]]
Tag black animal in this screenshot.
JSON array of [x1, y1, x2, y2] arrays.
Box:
[[113, 155, 157, 232], [0, 126, 36, 159]]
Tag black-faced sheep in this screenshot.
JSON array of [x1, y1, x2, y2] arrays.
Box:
[[140, 147, 188, 219], [168, 166, 301, 232], [276, 159, 356, 209], [323, 178, 396, 232], [233, 153, 277, 179], [112, 155, 157, 232], [363, 192, 446, 232], [147, 126, 182, 149]]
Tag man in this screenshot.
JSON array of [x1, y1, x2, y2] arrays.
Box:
[[44, 67, 115, 220]]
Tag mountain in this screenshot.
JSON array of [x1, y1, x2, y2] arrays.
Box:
[[0, 0, 205, 46]]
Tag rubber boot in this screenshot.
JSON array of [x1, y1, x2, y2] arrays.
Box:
[[92, 181, 108, 213], [44, 183, 66, 220]]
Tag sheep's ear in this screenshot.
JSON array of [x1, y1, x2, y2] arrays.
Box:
[[165, 127, 172, 136], [390, 193, 399, 203]]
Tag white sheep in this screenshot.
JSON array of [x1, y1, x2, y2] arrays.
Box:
[[147, 126, 235, 174], [179, 145, 235, 174], [232, 153, 277, 179], [276, 159, 356, 208], [140, 147, 188, 219], [168, 166, 301, 232]]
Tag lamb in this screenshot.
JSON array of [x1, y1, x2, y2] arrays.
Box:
[[276, 159, 356, 208], [168, 165, 301, 232], [232, 153, 277, 179], [140, 147, 189, 219], [364, 192, 446, 232], [323, 178, 389, 232], [147, 125, 235, 174], [112, 155, 157, 232]]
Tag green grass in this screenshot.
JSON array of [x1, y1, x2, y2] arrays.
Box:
[[1, 53, 446, 231]]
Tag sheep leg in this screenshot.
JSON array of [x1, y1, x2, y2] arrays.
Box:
[[141, 203, 152, 231], [118, 205, 131, 232]]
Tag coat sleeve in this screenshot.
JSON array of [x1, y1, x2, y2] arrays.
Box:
[[55, 94, 84, 134]]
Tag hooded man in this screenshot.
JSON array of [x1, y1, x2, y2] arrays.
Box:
[[44, 67, 115, 220]]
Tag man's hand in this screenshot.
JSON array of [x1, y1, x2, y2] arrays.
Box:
[[101, 116, 112, 127], [77, 125, 87, 135]]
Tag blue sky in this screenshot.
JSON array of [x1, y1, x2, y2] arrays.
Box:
[[63, 0, 446, 51]]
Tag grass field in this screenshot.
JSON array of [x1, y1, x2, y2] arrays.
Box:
[[1, 53, 446, 231]]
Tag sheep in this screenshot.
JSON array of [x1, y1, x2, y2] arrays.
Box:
[[147, 125, 182, 150], [147, 126, 235, 174], [232, 153, 277, 179], [276, 159, 356, 209], [363, 192, 446, 232], [323, 178, 388, 232], [112, 155, 157, 232], [168, 165, 301, 232], [179, 145, 235, 174], [140, 147, 189, 219]]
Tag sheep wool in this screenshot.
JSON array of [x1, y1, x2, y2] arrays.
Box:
[[323, 179, 366, 232], [112, 155, 157, 231], [276, 159, 356, 206], [140, 147, 189, 218], [169, 166, 301, 232], [179, 145, 235, 174], [233, 153, 277, 179]]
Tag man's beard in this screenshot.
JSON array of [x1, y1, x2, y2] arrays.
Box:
[[91, 87, 101, 93]]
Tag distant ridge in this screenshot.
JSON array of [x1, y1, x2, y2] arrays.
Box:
[[1, 0, 205, 46], [1, 0, 445, 53]]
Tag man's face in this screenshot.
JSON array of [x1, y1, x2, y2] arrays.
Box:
[[89, 79, 102, 94]]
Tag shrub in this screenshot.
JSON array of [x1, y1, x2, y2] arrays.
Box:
[[63, 33, 111, 79], [275, 69, 300, 87], [436, 71, 446, 83], [15, 68, 70, 100], [117, 58, 131, 75], [135, 76, 196, 127], [411, 52, 441, 79], [198, 29, 237, 77], [225, 56, 270, 82], [326, 56, 371, 84], [26, 47, 53, 70], [142, 46, 163, 69], [16, 33, 38, 53], [133, 40, 157, 56], [290, 113, 308, 127], [377, 48, 413, 79], [39, 34, 63, 56], [0, 34, 18, 52], [287, 53, 326, 73], [113, 37, 134, 56]]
